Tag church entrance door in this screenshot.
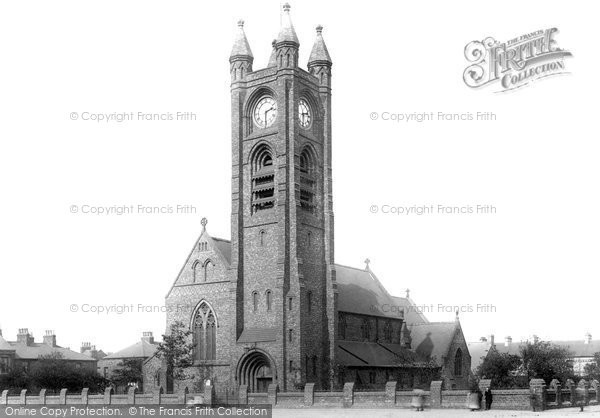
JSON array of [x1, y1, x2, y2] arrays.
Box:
[[237, 350, 275, 393]]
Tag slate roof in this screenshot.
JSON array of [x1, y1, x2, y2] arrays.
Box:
[[103, 340, 158, 360], [409, 322, 460, 365], [238, 328, 278, 343], [3, 342, 95, 361], [467, 341, 493, 371], [0, 334, 14, 352], [335, 264, 402, 319], [212, 238, 232, 265], [551, 340, 600, 358], [337, 341, 432, 368], [390, 296, 429, 325]]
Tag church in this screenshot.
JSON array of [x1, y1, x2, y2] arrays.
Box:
[[147, 4, 470, 395]]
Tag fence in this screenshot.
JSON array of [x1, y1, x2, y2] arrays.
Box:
[[1, 378, 598, 411]]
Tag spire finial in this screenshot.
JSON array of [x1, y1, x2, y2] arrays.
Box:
[[201, 217, 208, 231], [455, 310, 460, 321], [364, 258, 370, 270], [283, 2, 291, 13], [237, 19, 244, 28], [406, 288, 410, 299], [316, 25, 323, 34]]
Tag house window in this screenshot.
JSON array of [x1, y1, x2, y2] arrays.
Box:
[[338, 313, 346, 340], [0, 357, 10, 374], [361, 318, 370, 340], [103, 367, 108, 378], [299, 147, 316, 212], [288, 297, 293, 311], [193, 302, 217, 361], [454, 348, 463, 376], [289, 360, 293, 372], [251, 145, 275, 213], [252, 292, 259, 312], [266, 290, 272, 311], [199, 242, 208, 251], [307, 291, 312, 313], [288, 329, 293, 342]]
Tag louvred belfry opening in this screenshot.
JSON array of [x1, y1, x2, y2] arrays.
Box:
[[251, 145, 275, 213], [299, 147, 316, 212]]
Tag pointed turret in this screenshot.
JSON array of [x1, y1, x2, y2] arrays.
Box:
[[230, 20, 253, 81], [277, 3, 299, 45], [275, 3, 299, 69], [267, 40, 277, 67], [308, 25, 332, 87]]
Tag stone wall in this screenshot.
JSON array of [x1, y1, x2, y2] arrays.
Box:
[[2, 379, 597, 410]]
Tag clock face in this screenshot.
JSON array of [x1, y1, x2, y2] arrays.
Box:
[[253, 96, 277, 128], [298, 99, 311, 128]]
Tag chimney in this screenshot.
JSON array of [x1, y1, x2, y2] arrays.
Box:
[[17, 328, 34, 346], [585, 332, 592, 344], [505, 336, 512, 347], [80, 342, 91, 353], [405, 289, 410, 299], [487, 334, 495, 346], [142, 331, 154, 344], [43, 330, 57, 347]]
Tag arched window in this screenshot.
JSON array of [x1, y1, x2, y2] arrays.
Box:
[[361, 318, 370, 340], [251, 145, 275, 213], [192, 261, 201, 283], [265, 290, 272, 311], [338, 313, 346, 340], [299, 147, 316, 212], [252, 291, 259, 312], [203, 260, 214, 282], [260, 230, 266, 246], [193, 302, 217, 361], [383, 320, 393, 343], [454, 348, 463, 376]]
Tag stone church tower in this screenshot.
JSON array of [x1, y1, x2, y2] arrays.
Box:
[[164, 4, 336, 393]]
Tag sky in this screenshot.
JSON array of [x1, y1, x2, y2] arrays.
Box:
[[0, 0, 598, 354]]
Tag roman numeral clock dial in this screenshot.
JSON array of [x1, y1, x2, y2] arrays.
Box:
[[253, 96, 277, 128], [298, 99, 311, 128]]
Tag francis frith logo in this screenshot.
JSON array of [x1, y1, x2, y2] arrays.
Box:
[[463, 28, 572, 92]]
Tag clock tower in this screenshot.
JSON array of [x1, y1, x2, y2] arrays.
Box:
[[229, 3, 336, 390]]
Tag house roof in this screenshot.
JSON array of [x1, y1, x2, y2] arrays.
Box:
[[337, 341, 431, 368], [4, 342, 96, 361], [103, 340, 158, 360], [409, 322, 461, 365], [0, 334, 15, 352], [552, 340, 600, 358], [335, 264, 402, 319], [467, 341, 493, 371]]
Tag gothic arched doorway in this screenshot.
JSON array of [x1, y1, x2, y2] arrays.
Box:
[[237, 350, 275, 393]]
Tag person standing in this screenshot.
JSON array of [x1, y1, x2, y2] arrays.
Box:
[[485, 388, 493, 410]]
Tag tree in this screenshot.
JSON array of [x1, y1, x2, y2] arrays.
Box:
[[110, 358, 144, 392], [520, 340, 575, 384], [584, 352, 600, 381], [155, 321, 195, 387], [477, 350, 522, 388]]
